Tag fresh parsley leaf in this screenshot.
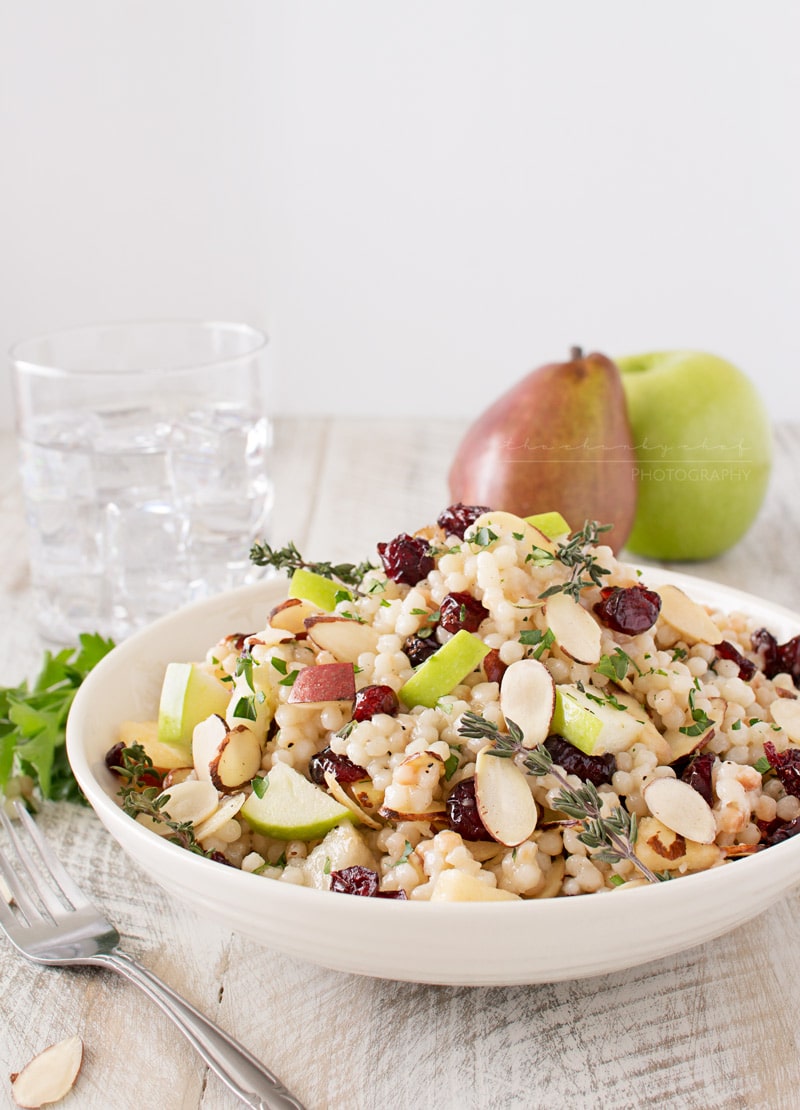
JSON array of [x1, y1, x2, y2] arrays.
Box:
[[0, 633, 115, 803]]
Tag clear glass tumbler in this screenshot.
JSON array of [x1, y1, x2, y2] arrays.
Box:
[[11, 320, 273, 645]]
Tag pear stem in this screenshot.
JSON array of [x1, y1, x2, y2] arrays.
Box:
[[570, 345, 584, 360]]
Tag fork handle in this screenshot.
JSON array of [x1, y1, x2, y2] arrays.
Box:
[[92, 949, 305, 1110]]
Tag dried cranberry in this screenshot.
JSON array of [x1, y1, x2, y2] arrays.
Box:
[[104, 741, 162, 787], [375, 889, 408, 899], [404, 633, 440, 667], [544, 735, 616, 787], [483, 648, 507, 685], [208, 850, 235, 867], [764, 740, 800, 798], [104, 741, 126, 773], [681, 751, 715, 806], [445, 778, 487, 840], [752, 629, 800, 686], [377, 533, 434, 586], [308, 746, 367, 786], [439, 591, 488, 634], [593, 584, 662, 635], [714, 640, 757, 681], [352, 684, 400, 722], [436, 503, 491, 540], [329, 865, 380, 896], [762, 816, 800, 847]]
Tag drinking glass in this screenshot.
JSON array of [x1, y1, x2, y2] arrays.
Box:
[[11, 320, 273, 644]]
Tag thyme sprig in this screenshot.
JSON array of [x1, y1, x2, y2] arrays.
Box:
[[249, 539, 375, 587], [457, 711, 661, 884], [539, 520, 613, 601], [113, 743, 208, 856]]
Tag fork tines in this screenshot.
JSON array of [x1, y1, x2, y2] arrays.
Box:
[[0, 801, 91, 930]]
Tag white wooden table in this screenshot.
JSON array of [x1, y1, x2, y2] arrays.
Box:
[[2, 418, 800, 1110]]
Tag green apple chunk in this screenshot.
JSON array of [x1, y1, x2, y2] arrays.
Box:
[[399, 630, 490, 709], [240, 762, 354, 840], [524, 511, 571, 539], [551, 683, 662, 756], [618, 350, 772, 560], [157, 662, 231, 760], [288, 568, 350, 612]]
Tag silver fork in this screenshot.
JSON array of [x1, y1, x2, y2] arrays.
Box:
[[0, 801, 305, 1110]]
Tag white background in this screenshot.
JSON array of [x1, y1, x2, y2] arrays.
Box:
[[2, 1, 798, 428]]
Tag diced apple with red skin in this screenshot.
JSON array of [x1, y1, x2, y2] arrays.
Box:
[[288, 662, 356, 705], [304, 616, 379, 663], [499, 658, 555, 748]]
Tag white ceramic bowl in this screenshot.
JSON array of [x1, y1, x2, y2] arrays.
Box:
[[67, 570, 800, 986]]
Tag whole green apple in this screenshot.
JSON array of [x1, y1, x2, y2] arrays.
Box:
[[617, 350, 772, 560]]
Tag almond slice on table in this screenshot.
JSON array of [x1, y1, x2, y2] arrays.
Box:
[[657, 584, 722, 646], [544, 592, 602, 665], [770, 697, 800, 742], [10, 1034, 83, 1108], [474, 746, 538, 847], [304, 616, 379, 662], [499, 658, 556, 748], [642, 777, 717, 844]]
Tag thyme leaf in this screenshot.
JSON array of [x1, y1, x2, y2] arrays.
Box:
[[113, 743, 210, 856], [456, 711, 661, 884], [538, 520, 612, 601], [249, 540, 375, 587]]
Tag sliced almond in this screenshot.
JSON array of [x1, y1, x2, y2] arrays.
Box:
[[770, 698, 800, 742], [531, 854, 566, 899], [287, 662, 356, 704], [192, 714, 229, 781], [642, 777, 716, 844], [156, 779, 219, 826], [10, 1035, 84, 1108], [323, 771, 382, 829], [663, 725, 715, 764], [657, 584, 722, 646], [499, 658, 556, 748], [378, 803, 448, 824], [465, 510, 558, 556], [194, 792, 246, 842], [209, 725, 263, 791], [474, 746, 538, 846], [268, 597, 317, 635], [545, 592, 602, 665], [304, 616, 379, 662]]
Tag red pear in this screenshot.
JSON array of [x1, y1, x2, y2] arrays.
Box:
[[448, 348, 637, 552]]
